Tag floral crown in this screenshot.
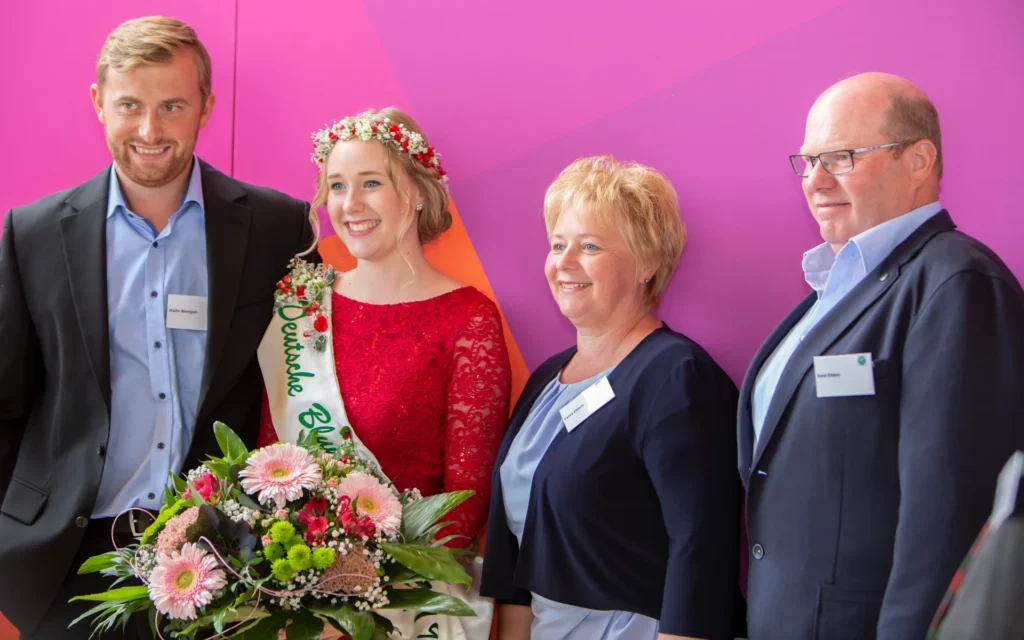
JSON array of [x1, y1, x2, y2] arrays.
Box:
[[311, 116, 448, 183]]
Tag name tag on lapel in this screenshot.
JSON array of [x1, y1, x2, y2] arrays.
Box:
[[560, 376, 615, 432], [166, 294, 208, 331], [813, 353, 875, 397]]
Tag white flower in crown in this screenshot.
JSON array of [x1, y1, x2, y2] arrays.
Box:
[[310, 116, 448, 182]]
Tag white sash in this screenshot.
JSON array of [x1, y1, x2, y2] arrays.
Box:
[[257, 260, 493, 640]]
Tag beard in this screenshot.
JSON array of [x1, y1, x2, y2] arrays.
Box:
[[108, 136, 196, 188]]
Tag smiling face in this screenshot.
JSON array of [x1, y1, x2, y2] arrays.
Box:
[[544, 205, 648, 328], [799, 78, 927, 252], [90, 49, 214, 189], [324, 139, 422, 262]]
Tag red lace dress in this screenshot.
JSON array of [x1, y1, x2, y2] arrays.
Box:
[[259, 286, 511, 547]]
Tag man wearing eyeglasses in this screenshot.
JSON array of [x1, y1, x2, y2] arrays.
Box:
[[738, 71, 1024, 640]]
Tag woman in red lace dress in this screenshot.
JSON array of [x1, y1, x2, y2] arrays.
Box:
[[258, 107, 511, 552]]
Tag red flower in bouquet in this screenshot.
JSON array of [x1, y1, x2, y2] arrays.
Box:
[[304, 516, 329, 544], [298, 496, 329, 544], [337, 495, 378, 538], [183, 472, 219, 503]]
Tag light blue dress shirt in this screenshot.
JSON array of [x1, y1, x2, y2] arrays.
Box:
[[750, 201, 943, 443], [92, 159, 209, 518], [500, 367, 660, 640]]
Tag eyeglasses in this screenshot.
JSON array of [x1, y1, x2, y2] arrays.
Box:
[[789, 140, 916, 177]]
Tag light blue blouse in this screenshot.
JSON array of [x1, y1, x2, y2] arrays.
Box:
[[499, 368, 659, 640]]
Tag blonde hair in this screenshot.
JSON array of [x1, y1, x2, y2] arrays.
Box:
[[96, 16, 212, 102], [543, 156, 686, 311], [308, 107, 451, 253]]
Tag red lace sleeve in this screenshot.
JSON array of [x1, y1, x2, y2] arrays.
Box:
[[257, 385, 279, 448], [438, 296, 511, 548]]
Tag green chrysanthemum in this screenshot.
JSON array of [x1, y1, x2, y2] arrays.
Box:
[[269, 521, 295, 544], [271, 558, 294, 582], [312, 547, 335, 571], [288, 544, 313, 572], [263, 542, 285, 562]]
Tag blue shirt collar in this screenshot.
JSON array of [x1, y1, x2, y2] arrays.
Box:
[[802, 201, 943, 292], [106, 157, 205, 220]]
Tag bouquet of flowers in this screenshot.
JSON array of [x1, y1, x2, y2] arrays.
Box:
[[70, 422, 476, 639]]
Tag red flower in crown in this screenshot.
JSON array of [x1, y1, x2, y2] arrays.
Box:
[[313, 314, 328, 333], [296, 285, 306, 297]]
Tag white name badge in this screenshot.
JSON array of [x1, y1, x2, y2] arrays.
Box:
[[813, 353, 875, 397], [166, 294, 208, 331], [560, 376, 616, 432]]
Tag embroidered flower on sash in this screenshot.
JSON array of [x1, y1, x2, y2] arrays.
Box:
[[273, 258, 335, 353]]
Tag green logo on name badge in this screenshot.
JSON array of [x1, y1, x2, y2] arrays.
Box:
[[858, 355, 867, 365]]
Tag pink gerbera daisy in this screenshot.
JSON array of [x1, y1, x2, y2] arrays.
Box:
[[337, 472, 402, 535], [238, 443, 322, 508], [148, 543, 227, 620]]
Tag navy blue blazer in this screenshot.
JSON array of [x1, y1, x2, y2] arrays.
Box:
[[481, 326, 742, 638], [738, 211, 1024, 640]]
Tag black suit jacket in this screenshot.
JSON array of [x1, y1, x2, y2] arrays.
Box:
[[482, 327, 744, 638], [0, 160, 315, 632], [738, 210, 1024, 640]]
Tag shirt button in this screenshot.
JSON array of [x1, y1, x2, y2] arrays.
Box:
[[150, 291, 158, 298], [154, 341, 162, 349], [157, 442, 165, 450], [159, 392, 167, 400], [75, 516, 89, 528], [152, 241, 159, 248], [147, 492, 156, 500], [752, 543, 765, 560]]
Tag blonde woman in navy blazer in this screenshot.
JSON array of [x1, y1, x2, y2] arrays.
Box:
[[481, 156, 743, 640]]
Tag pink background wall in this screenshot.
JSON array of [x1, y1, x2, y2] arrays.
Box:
[[1, 0, 1022, 635]]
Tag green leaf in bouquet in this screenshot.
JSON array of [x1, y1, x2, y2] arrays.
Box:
[[214, 420, 249, 465], [382, 585, 476, 616], [76, 552, 118, 575], [283, 609, 325, 640], [235, 488, 264, 513], [180, 603, 271, 636], [233, 611, 288, 640], [70, 585, 149, 602], [431, 534, 468, 548], [164, 483, 177, 506], [383, 560, 422, 586], [204, 458, 232, 479], [370, 612, 395, 635], [379, 542, 471, 586], [170, 471, 187, 493], [68, 594, 152, 635], [235, 610, 324, 640], [308, 602, 376, 640], [400, 490, 474, 544]]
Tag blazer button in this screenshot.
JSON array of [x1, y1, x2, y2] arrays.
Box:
[[97, 445, 106, 457], [75, 516, 89, 529], [752, 543, 765, 560]]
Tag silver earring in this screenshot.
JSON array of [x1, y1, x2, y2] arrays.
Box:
[[416, 204, 424, 212], [643, 277, 651, 284]]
